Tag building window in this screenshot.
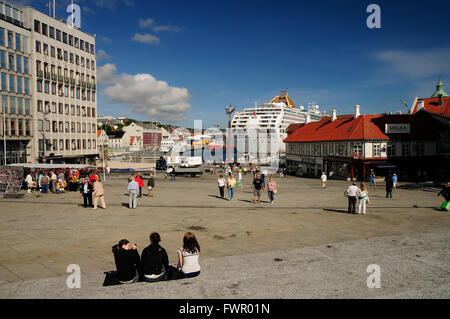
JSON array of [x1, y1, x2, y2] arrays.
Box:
[[413, 142, 424, 156], [63, 32, 67, 44], [9, 74, 15, 92], [43, 43, 48, 55], [15, 33, 21, 51], [37, 119, 43, 131], [35, 40, 41, 53], [387, 142, 395, 157], [0, 27, 4, 46], [352, 142, 362, 155], [8, 53, 14, 71], [23, 57, 29, 74], [49, 27, 54, 39], [16, 55, 22, 73], [34, 20, 41, 33], [56, 29, 61, 41], [65, 122, 69, 132], [0, 50, 5, 68], [37, 100, 43, 112], [372, 142, 381, 157], [7, 31, 13, 49], [401, 143, 410, 156], [42, 23, 48, 36], [59, 139, 64, 150]]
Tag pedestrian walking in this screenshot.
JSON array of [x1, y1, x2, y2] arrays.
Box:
[[346, 182, 358, 214], [80, 178, 93, 208], [392, 173, 398, 189], [385, 171, 393, 198], [267, 176, 277, 204], [253, 173, 265, 204], [135, 173, 144, 197], [369, 170, 376, 190], [147, 173, 155, 197], [217, 175, 226, 198], [25, 172, 33, 196], [170, 167, 176, 181], [50, 170, 57, 193], [437, 182, 450, 211], [237, 169, 243, 188], [357, 182, 370, 215], [226, 174, 236, 201], [40, 173, 50, 193], [93, 178, 106, 209], [321, 172, 327, 189], [128, 177, 139, 209]]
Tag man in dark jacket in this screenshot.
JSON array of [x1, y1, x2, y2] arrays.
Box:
[[141, 232, 169, 282], [113, 241, 144, 283], [147, 173, 155, 197], [385, 172, 393, 198]]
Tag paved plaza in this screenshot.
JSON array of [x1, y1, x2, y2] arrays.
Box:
[[0, 172, 449, 298]]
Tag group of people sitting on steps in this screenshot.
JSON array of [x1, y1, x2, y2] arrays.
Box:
[[108, 232, 201, 285]]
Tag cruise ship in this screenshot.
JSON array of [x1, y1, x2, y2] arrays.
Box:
[[231, 91, 326, 156]]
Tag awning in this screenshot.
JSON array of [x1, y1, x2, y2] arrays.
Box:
[[373, 162, 397, 169], [9, 164, 95, 169]]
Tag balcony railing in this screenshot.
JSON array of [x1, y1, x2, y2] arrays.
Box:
[[58, 75, 63, 82], [44, 72, 50, 79], [81, 81, 87, 88], [51, 74, 57, 81], [70, 79, 76, 85], [64, 77, 69, 84]]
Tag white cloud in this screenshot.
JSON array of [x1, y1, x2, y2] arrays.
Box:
[[139, 18, 155, 28], [153, 25, 183, 33], [98, 64, 191, 121], [97, 63, 117, 85], [375, 48, 450, 78], [132, 33, 160, 45], [96, 49, 112, 61]]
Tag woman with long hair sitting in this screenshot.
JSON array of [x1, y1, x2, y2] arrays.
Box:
[[177, 232, 201, 278]]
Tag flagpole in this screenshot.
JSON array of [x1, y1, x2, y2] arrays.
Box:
[[53, 0, 55, 18]]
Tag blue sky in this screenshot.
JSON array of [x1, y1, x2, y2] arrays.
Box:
[[18, 0, 450, 128]]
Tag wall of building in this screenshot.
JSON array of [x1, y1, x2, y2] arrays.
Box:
[[21, 7, 98, 163], [0, 3, 33, 164]]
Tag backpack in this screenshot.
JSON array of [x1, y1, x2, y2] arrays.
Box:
[[161, 265, 186, 281], [102, 271, 121, 286]]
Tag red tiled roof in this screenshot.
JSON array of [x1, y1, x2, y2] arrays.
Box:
[[286, 123, 304, 134], [284, 115, 387, 143], [283, 113, 439, 143], [411, 97, 450, 117]]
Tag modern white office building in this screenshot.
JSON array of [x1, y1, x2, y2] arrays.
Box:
[[0, 0, 32, 165], [18, 4, 98, 164]]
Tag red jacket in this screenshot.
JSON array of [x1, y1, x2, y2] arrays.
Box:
[[135, 176, 144, 187]]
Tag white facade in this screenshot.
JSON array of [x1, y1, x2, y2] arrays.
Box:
[[21, 6, 97, 163], [0, 1, 33, 164], [231, 102, 324, 154]]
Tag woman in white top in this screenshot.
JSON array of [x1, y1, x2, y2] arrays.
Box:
[[357, 182, 370, 215], [321, 172, 327, 188], [217, 175, 226, 198], [177, 232, 201, 278]]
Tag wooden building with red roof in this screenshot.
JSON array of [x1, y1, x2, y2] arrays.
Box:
[[284, 105, 445, 181]]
